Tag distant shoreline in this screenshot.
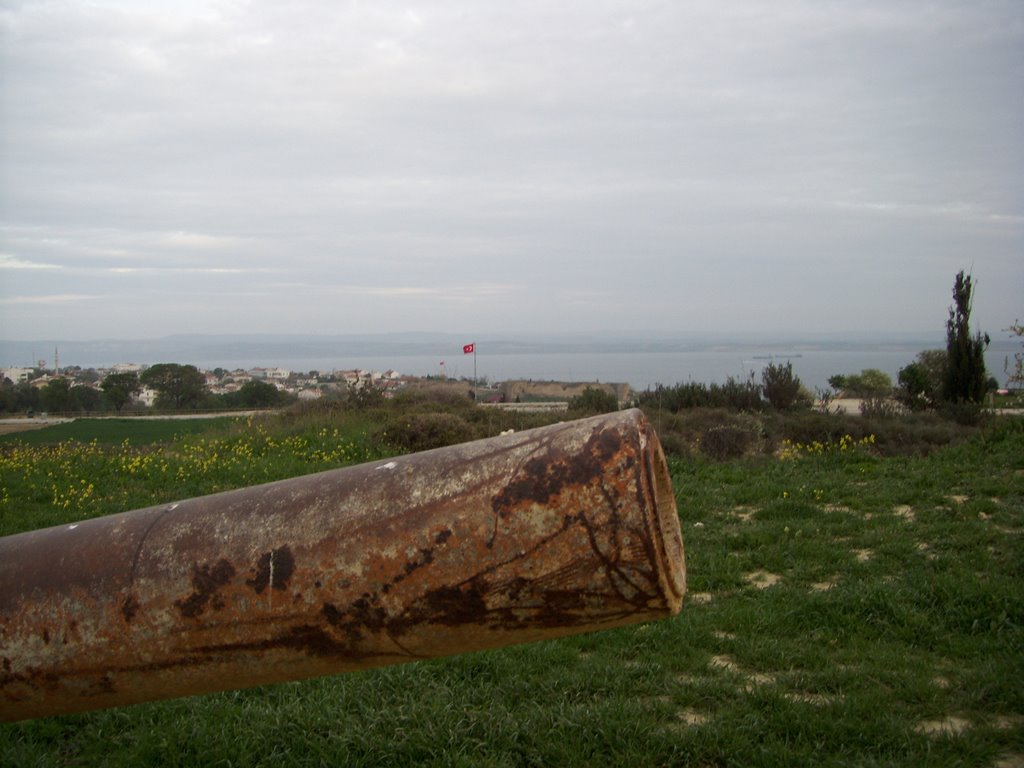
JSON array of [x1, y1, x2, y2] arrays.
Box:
[[2, 334, 1016, 394]]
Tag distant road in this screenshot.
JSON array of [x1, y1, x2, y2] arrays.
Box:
[[0, 417, 75, 436]]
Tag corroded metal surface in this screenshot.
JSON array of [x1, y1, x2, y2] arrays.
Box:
[[0, 408, 685, 721]]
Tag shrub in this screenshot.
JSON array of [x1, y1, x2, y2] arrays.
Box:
[[859, 396, 904, 419], [393, 385, 476, 409], [637, 376, 763, 412], [567, 386, 619, 415], [896, 362, 933, 411], [700, 424, 758, 460], [718, 375, 767, 411], [940, 400, 987, 427], [761, 362, 806, 410], [761, 409, 872, 453], [639, 407, 764, 460], [380, 412, 477, 453], [345, 382, 386, 410]]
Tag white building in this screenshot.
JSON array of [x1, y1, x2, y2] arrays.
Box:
[[136, 387, 159, 407], [1, 367, 33, 384]]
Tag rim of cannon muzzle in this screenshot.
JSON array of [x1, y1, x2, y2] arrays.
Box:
[[0, 408, 685, 721]]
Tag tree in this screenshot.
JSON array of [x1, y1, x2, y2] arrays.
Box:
[[896, 350, 945, 411], [232, 379, 290, 408], [897, 363, 931, 411], [0, 377, 15, 413], [827, 374, 850, 393], [761, 362, 805, 410], [943, 271, 990, 404], [41, 378, 77, 413], [827, 369, 892, 397], [75, 385, 102, 412], [140, 363, 207, 410], [101, 371, 141, 414], [13, 382, 40, 414]]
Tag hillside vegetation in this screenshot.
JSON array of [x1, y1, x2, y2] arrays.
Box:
[[1, 396, 1021, 766]]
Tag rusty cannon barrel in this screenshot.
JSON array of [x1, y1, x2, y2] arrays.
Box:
[[0, 408, 685, 721]]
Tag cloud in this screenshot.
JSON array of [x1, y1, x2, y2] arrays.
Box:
[[0, 0, 1021, 341], [106, 266, 274, 275], [0, 293, 99, 305], [0, 255, 63, 270]]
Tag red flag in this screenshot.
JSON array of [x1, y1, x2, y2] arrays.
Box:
[[463, 343, 475, 355]]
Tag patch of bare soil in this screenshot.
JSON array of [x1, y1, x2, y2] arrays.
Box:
[[708, 655, 775, 691], [893, 504, 915, 521], [743, 569, 782, 589], [676, 708, 710, 726], [852, 548, 874, 563], [731, 505, 758, 522], [783, 692, 837, 706], [0, 421, 50, 436], [914, 715, 971, 737], [823, 503, 851, 514], [709, 655, 741, 673]]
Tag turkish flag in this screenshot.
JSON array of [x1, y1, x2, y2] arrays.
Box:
[[463, 343, 475, 354]]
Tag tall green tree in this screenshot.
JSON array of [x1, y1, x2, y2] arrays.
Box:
[[0, 377, 15, 414], [40, 378, 78, 413], [943, 271, 990, 404], [140, 363, 207, 410], [13, 382, 41, 414], [101, 371, 142, 414]]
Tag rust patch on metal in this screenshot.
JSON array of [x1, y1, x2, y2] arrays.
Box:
[[491, 427, 622, 516], [422, 581, 489, 626], [121, 595, 140, 623], [246, 545, 296, 594], [175, 558, 236, 618]]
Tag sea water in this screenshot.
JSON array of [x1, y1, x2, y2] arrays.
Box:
[[190, 341, 1016, 394]]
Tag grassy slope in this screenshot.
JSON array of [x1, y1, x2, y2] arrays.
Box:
[[0, 417, 1021, 766]]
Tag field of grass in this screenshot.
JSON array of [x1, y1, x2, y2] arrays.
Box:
[[0, 417, 243, 447], [1, 410, 1021, 766]]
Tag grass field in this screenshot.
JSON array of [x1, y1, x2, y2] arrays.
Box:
[[1, 411, 1021, 766], [0, 417, 244, 446]]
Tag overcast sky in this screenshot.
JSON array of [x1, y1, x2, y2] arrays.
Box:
[[1, 0, 1021, 342]]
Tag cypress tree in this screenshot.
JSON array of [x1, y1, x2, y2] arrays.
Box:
[[943, 271, 990, 404]]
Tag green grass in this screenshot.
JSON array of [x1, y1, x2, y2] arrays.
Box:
[[0, 417, 242, 446], [1, 413, 1022, 766]]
